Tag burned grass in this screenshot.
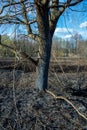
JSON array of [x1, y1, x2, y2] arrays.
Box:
[[0, 69, 87, 130]]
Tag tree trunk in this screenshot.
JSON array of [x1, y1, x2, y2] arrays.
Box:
[[35, 37, 52, 91], [35, 0, 52, 90]]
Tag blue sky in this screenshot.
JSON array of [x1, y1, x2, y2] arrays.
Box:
[[0, 0, 87, 40], [54, 0, 87, 40]]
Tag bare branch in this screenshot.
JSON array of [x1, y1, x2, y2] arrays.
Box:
[[0, 40, 38, 66], [0, 0, 28, 14], [28, 20, 37, 25], [20, 52, 38, 66], [49, 0, 83, 37], [49, 0, 65, 37], [68, 7, 87, 12], [20, 0, 32, 34], [67, 0, 83, 7]]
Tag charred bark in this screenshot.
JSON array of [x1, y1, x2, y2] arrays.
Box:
[[35, 0, 52, 90], [36, 37, 52, 90]]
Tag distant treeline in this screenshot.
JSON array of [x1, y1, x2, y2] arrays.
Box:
[[0, 34, 87, 58]]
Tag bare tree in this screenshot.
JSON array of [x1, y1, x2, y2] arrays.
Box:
[[0, 0, 84, 91]]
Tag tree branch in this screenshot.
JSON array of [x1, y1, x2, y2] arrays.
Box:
[[28, 34, 39, 42], [68, 6, 87, 12], [49, 0, 65, 37], [20, 52, 38, 66], [20, 0, 32, 34], [0, 37, 38, 66], [49, 0, 83, 37], [0, 0, 28, 14], [68, 0, 83, 7]]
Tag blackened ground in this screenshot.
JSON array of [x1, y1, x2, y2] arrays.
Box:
[[0, 70, 87, 130]]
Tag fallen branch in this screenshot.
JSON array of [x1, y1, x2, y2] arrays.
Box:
[[0, 40, 38, 66], [46, 89, 87, 120]]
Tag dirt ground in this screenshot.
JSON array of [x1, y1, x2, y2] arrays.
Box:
[[0, 69, 87, 130]]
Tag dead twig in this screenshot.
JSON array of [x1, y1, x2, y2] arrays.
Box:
[[46, 89, 87, 120]]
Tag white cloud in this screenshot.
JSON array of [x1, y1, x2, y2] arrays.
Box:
[[80, 21, 87, 28], [54, 27, 87, 40], [64, 34, 72, 39], [55, 27, 73, 33]]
